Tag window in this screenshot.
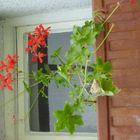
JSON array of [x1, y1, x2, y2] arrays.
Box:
[[29, 32, 97, 133], [17, 20, 97, 140]]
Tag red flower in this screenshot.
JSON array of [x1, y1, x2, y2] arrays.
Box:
[[0, 54, 18, 91], [25, 24, 50, 64], [0, 60, 6, 70], [5, 74, 13, 90], [25, 47, 32, 52], [31, 53, 46, 63], [38, 53, 47, 63], [31, 53, 38, 62], [0, 54, 18, 72], [0, 73, 13, 90], [6, 54, 18, 72], [34, 24, 50, 38], [28, 33, 36, 47]]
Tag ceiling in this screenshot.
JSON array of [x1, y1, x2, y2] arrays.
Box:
[[0, 0, 91, 19]]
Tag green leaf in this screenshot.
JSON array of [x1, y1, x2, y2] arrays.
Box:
[[54, 110, 64, 120], [57, 65, 70, 83], [103, 62, 112, 73], [64, 103, 74, 114], [100, 78, 120, 95], [51, 47, 62, 64], [96, 57, 103, 65], [72, 115, 84, 125], [44, 64, 52, 74], [70, 20, 103, 47], [54, 103, 84, 134]]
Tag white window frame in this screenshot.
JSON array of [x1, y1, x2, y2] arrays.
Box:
[[3, 7, 98, 140]]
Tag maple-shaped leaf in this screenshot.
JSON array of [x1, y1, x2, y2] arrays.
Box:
[[54, 103, 84, 134]]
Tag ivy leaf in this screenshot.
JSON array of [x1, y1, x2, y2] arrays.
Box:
[[93, 57, 112, 74], [90, 57, 120, 96], [96, 57, 103, 65], [100, 78, 120, 95], [71, 21, 101, 47], [54, 103, 84, 134], [65, 114, 83, 134], [103, 62, 112, 73], [72, 115, 84, 125]]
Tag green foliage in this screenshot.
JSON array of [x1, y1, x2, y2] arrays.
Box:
[[25, 14, 120, 134], [54, 103, 84, 134], [71, 21, 103, 47], [32, 66, 53, 85], [91, 58, 120, 96]]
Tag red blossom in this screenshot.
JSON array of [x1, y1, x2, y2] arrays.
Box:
[[0, 60, 6, 70], [31, 53, 38, 62], [6, 54, 18, 72], [31, 53, 47, 63], [25, 24, 50, 63], [4, 73, 13, 90], [34, 24, 51, 38], [0, 54, 18, 90], [38, 53, 47, 63], [0, 54, 18, 72], [25, 47, 32, 52], [0, 73, 13, 90]]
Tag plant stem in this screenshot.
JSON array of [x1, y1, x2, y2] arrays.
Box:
[[24, 92, 40, 121], [95, 23, 115, 52], [79, 60, 89, 97], [103, 2, 120, 25], [78, 73, 89, 96], [0, 82, 39, 108]]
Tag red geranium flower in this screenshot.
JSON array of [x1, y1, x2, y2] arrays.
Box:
[[34, 24, 51, 38], [4, 73, 13, 90], [0, 54, 18, 90], [6, 54, 18, 72], [25, 24, 50, 64], [0, 73, 13, 90], [38, 53, 47, 63], [31, 53, 47, 63], [0, 54, 18, 72], [0, 60, 6, 70]]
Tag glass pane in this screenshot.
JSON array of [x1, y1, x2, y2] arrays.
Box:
[[25, 32, 97, 133]]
